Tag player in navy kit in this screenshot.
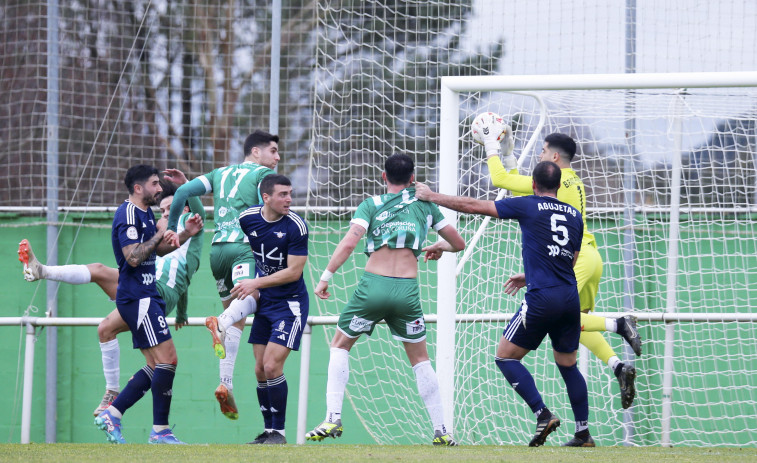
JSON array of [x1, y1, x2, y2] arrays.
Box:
[[416, 161, 594, 447], [94, 164, 201, 445], [231, 174, 309, 444]]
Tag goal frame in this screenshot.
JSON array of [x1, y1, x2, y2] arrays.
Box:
[[437, 71, 757, 443]]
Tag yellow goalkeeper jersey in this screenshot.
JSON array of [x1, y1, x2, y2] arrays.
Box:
[[487, 156, 597, 247]]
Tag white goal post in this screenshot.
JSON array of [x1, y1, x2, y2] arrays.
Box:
[[437, 71, 757, 446]]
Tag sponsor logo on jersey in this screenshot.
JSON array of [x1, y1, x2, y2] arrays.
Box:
[[232, 263, 250, 280], [141, 273, 155, 285], [547, 245, 560, 256], [274, 231, 286, 238], [126, 226, 138, 240], [406, 317, 425, 335], [376, 211, 390, 221], [218, 206, 228, 217], [349, 316, 374, 333]]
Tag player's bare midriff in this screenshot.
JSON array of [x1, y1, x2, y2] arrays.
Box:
[[364, 246, 418, 279]]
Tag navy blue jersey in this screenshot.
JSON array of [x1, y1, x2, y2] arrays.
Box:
[[111, 200, 161, 304], [238, 206, 309, 300], [495, 195, 583, 291]]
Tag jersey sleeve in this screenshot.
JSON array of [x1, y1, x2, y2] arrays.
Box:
[[494, 196, 529, 219], [168, 175, 213, 231], [287, 215, 309, 256], [175, 290, 188, 325], [114, 209, 142, 249], [350, 198, 374, 231], [487, 156, 533, 196], [187, 195, 206, 220], [428, 203, 451, 231]]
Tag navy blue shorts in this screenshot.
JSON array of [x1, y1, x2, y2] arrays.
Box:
[[117, 297, 171, 349], [248, 294, 309, 351], [502, 285, 580, 353]]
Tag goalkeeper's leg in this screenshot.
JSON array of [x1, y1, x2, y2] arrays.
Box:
[[580, 331, 636, 409]]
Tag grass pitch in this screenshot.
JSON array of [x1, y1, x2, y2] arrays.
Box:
[[2, 444, 756, 463]]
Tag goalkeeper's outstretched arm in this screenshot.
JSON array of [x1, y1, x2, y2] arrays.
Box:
[[472, 111, 533, 195], [487, 155, 534, 196]]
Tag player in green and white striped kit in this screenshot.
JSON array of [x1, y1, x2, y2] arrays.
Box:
[[306, 154, 466, 445], [166, 130, 280, 420], [18, 173, 205, 416]]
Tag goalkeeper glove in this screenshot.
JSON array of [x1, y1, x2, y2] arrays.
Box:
[[500, 125, 517, 170], [472, 112, 507, 157]]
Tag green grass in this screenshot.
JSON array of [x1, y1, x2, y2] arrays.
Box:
[[2, 444, 756, 463]]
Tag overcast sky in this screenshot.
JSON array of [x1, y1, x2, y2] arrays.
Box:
[[459, 1, 757, 162], [468, 0, 757, 75]]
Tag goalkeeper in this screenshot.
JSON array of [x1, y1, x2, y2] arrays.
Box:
[[475, 115, 640, 409], [18, 172, 205, 417]]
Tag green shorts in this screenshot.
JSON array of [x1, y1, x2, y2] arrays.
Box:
[[209, 242, 256, 301], [337, 272, 427, 342], [156, 281, 178, 315]]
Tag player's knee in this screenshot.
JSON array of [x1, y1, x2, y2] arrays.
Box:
[[88, 263, 109, 281], [97, 320, 116, 342], [262, 359, 283, 378], [254, 362, 266, 379]]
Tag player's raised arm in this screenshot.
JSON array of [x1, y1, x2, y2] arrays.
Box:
[[167, 176, 210, 232], [472, 111, 534, 194], [315, 222, 366, 299], [415, 181, 499, 218]]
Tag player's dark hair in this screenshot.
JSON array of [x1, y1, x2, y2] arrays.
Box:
[[533, 161, 562, 193], [244, 130, 280, 157], [544, 133, 577, 162], [124, 164, 159, 194], [158, 179, 189, 208], [260, 174, 291, 197], [385, 153, 414, 185], [159, 179, 177, 199]]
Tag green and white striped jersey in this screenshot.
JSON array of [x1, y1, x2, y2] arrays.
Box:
[[168, 161, 274, 244], [351, 187, 450, 257], [155, 211, 203, 296]]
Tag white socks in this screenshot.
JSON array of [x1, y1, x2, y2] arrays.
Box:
[[608, 355, 621, 372], [325, 347, 350, 422], [99, 339, 120, 391], [413, 360, 446, 433], [220, 325, 242, 389], [605, 318, 618, 333], [218, 297, 257, 330], [44, 265, 91, 284]]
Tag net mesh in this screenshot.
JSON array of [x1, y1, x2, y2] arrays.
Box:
[[2, 0, 757, 447]]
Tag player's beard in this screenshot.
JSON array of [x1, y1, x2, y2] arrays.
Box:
[[144, 192, 160, 207]]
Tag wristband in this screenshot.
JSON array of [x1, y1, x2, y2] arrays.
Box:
[[320, 269, 334, 282]]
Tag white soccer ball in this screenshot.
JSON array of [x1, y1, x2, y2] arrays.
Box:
[[471, 111, 507, 145]]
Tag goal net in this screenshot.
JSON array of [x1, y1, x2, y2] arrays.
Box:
[[308, 70, 757, 446], [436, 73, 757, 446]]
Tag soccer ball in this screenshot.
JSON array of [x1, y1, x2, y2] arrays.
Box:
[[471, 111, 506, 145]]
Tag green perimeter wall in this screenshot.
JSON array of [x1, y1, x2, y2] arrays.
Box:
[[0, 215, 371, 445], [1, 214, 756, 445]]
